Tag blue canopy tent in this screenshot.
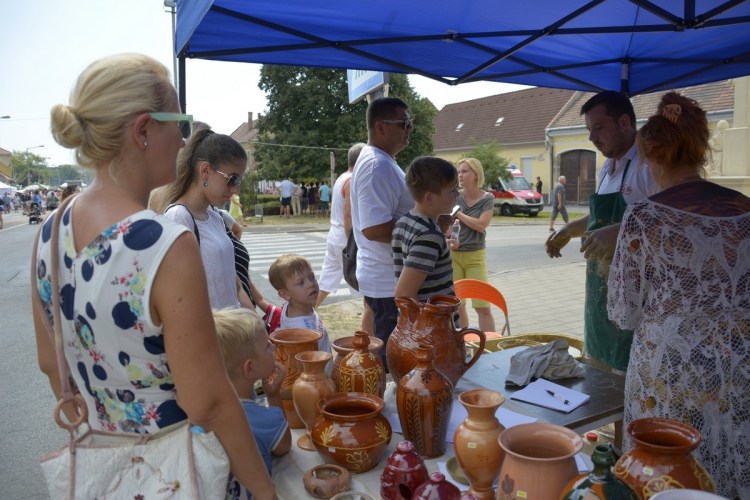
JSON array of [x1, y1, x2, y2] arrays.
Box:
[[175, 0, 750, 111]]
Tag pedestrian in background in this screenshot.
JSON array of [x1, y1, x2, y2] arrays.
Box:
[[291, 180, 302, 216], [549, 175, 569, 231], [535, 176, 542, 194], [317, 180, 331, 218], [300, 183, 309, 214], [308, 182, 318, 215]]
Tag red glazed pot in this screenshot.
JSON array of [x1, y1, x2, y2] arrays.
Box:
[[331, 335, 384, 392], [270, 328, 323, 429], [310, 392, 392, 473], [613, 418, 715, 499], [413, 472, 461, 500], [380, 441, 429, 500]]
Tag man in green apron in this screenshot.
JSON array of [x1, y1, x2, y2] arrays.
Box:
[[546, 92, 658, 365]]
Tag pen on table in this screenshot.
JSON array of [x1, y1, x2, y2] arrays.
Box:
[[546, 389, 569, 405]]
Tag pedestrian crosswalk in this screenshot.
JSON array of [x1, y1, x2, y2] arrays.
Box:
[[240, 231, 354, 304]]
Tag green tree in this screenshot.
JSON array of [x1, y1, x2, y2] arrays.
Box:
[[460, 139, 512, 188], [10, 151, 49, 186], [254, 67, 436, 180]]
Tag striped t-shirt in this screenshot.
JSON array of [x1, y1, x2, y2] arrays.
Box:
[[391, 210, 455, 302]]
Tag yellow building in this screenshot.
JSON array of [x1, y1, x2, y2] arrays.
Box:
[[0, 147, 12, 182], [432, 87, 576, 201]]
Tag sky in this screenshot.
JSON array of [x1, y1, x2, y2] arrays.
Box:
[[0, 0, 529, 171]]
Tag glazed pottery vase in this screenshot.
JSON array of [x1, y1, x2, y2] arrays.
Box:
[[454, 389, 506, 500], [270, 328, 323, 429], [310, 392, 392, 473], [495, 423, 582, 500], [331, 335, 384, 392], [560, 444, 638, 499], [339, 331, 386, 399], [293, 351, 337, 451], [380, 440, 429, 500], [303, 464, 351, 499], [386, 295, 487, 387], [613, 418, 715, 498], [396, 345, 454, 458], [413, 472, 461, 500]]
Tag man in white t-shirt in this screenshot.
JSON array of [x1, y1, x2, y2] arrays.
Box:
[[279, 178, 295, 218], [350, 98, 416, 368]]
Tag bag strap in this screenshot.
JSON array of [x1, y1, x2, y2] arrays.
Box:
[[165, 203, 201, 245]]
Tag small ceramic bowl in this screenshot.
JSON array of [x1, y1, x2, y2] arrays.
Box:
[[330, 492, 374, 500], [446, 456, 469, 485], [303, 464, 351, 499]]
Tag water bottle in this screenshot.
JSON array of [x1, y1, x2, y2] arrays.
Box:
[[450, 220, 460, 244]]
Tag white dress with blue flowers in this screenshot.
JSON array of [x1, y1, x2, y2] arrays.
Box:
[[36, 198, 190, 433]]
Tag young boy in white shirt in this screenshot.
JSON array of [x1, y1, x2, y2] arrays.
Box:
[[265, 254, 332, 371]]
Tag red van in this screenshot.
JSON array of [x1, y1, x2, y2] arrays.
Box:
[[489, 169, 544, 216]]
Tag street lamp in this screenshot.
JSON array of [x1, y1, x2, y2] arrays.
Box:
[[1, 116, 10, 119], [25, 145, 45, 186]]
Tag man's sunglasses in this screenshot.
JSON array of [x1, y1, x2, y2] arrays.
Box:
[[198, 158, 244, 188], [148, 112, 194, 139], [381, 117, 413, 130]]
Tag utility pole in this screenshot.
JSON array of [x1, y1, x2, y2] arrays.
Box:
[[25, 145, 44, 186]]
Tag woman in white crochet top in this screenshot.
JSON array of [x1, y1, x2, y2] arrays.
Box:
[[607, 91, 750, 500]]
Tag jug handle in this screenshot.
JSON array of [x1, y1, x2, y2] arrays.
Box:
[[459, 328, 486, 371]]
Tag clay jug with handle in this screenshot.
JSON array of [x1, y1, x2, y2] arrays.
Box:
[[386, 295, 486, 387], [293, 351, 337, 451], [396, 345, 454, 458]]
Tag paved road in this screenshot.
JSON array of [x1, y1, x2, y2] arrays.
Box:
[[0, 217, 588, 499]]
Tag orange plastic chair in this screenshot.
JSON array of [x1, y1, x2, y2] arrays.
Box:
[[454, 279, 510, 341]]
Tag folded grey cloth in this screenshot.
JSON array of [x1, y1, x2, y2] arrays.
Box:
[[505, 339, 585, 386]]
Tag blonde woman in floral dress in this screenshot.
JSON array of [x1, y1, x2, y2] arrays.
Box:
[[608, 92, 750, 499]]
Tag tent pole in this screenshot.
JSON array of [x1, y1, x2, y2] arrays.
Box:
[[179, 54, 186, 113], [620, 60, 631, 96]]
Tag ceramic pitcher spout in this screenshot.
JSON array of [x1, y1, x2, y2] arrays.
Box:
[[395, 296, 421, 325]]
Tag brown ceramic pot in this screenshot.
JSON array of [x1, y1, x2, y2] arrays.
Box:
[[293, 351, 337, 451], [454, 389, 506, 500], [386, 295, 487, 387], [339, 331, 386, 399], [560, 444, 638, 499], [380, 440, 429, 500], [413, 472, 462, 500], [495, 423, 582, 500], [303, 464, 352, 499], [331, 335, 384, 392], [613, 418, 715, 498], [310, 392, 392, 474], [270, 328, 323, 429], [396, 345, 454, 458]]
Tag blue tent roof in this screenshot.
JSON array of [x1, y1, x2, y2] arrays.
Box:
[[176, 0, 750, 96]]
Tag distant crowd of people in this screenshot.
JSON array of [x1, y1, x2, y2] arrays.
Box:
[[29, 52, 750, 500]]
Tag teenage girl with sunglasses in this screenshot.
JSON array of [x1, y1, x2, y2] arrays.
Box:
[[163, 125, 255, 310]]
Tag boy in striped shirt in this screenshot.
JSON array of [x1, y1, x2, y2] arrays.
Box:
[[392, 157, 460, 316]]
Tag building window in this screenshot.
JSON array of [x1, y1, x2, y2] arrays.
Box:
[[455, 123, 464, 132], [495, 117, 504, 126]]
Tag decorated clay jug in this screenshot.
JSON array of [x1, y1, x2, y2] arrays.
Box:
[[496, 423, 582, 500], [292, 351, 337, 451], [396, 345, 453, 458], [339, 331, 386, 398], [560, 444, 638, 499], [613, 418, 715, 498], [270, 328, 323, 429], [413, 472, 461, 500], [380, 440, 429, 500], [386, 295, 486, 387], [454, 389, 506, 500], [331, 335, 384, 392], [310, 392, 392, 473]]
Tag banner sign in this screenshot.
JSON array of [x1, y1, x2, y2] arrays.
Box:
[[347, 70, 388, 104]]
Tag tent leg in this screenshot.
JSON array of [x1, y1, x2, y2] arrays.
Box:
[[620, 59, 631, 96], [179, 54, 187, 113]]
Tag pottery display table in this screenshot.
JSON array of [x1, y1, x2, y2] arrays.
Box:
[[271, 346, 624, 499]]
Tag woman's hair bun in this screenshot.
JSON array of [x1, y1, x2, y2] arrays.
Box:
[[50, 104, 84, 149]]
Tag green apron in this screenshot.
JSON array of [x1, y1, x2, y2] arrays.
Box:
[[583, 159, 633, 371]]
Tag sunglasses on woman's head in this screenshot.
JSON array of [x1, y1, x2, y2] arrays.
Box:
[[148, 112, 194, 139], [198, 158, 244, 188]]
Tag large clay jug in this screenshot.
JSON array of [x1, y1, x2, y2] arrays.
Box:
[[310, 392, 392, 473], [387, 295, 486, 387], [496, 423, 582, 500], [613, 418, 715, 498], [293, 351, 337, 451], [331, 335, 384, 391], [339, 331, 386, 398], [454, 389, 506, 500], [396, 345, 454, 458], [380, 440, 429, 500], [560, 444, 638, 499], [270, 328, 323, 429]]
